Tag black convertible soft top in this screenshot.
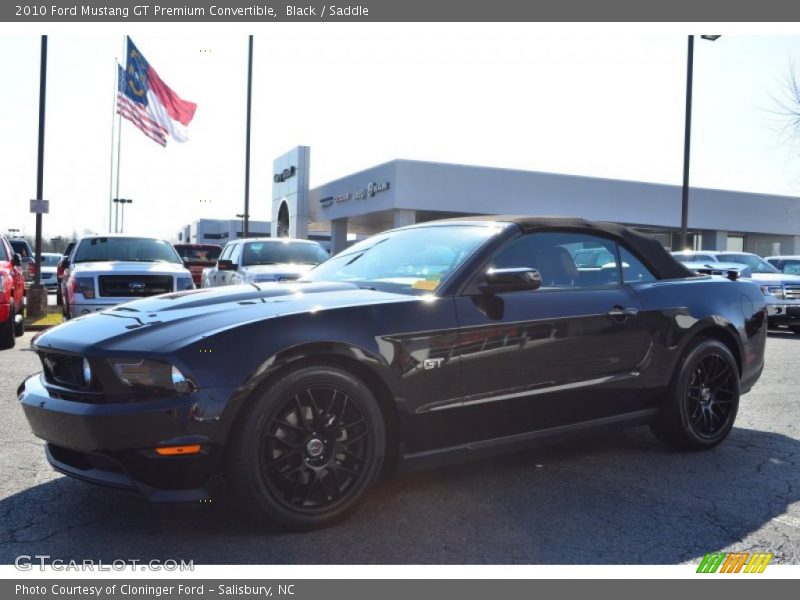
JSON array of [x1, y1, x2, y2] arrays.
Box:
[[432, 215, 696, 280]]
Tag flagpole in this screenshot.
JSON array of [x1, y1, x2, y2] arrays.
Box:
[[108, 56, 118, 234], [114, 35, 126, 233], [243, 34, 253, 239]]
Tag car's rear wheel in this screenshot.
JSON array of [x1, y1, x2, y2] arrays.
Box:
[[0, 303, 16, 349], [651, 338, 739, 450], [226, 365, 385, 530]]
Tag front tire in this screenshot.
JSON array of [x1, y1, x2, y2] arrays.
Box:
[[226, 365, 386, 530], [651, 338, 740, 450], [0, 303, 16, 349]]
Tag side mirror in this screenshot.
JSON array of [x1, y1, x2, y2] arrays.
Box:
[[479, 268, 542, 294], [11, 253, 21, 267], [217, 259, 237, 271], [181, 256, 190, 268]]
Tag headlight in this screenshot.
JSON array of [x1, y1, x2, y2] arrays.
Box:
[[176, 277, 194, 291], [109, 359, 197, 394], [760, 285, 784, 299], [72, 276, 95, 299], [82, 358, 92, 387]]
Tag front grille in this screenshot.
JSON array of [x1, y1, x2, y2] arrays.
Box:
[[98, 275, 173, 297], [784, 284, 800, 301], [40, 352, 83, 388]]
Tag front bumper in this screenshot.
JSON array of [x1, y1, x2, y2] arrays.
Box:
[[68, 302, 116, 318], [18, 374, 233, 501], [766, 302, 800, 326]]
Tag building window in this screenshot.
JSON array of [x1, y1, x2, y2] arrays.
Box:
[[727, 235, 745, 252], [756, 241, 781, 257]]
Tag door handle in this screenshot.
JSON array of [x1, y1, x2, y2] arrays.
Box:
[[608, 306, 639, 317]]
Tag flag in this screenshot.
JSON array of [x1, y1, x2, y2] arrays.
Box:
[[116, 37, 197, 147]]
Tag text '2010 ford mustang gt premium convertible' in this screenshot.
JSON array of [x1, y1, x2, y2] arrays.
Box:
[[18, 217, 767, 530]]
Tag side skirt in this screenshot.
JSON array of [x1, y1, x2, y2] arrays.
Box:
[[398, 408, 660, 473]]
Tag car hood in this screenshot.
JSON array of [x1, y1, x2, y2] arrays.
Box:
[[33, 281, 418, 354], [71, 261, 189, 275], [749, 273, 800, 284]]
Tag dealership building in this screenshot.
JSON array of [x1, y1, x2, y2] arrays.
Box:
[[177, 146, 800, 257]]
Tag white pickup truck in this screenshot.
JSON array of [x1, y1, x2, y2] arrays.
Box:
[[201, 238, 329, 288], [61, 235, 194, 319]]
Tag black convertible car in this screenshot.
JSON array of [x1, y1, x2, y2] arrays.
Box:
[[19, 217, 767, 529]]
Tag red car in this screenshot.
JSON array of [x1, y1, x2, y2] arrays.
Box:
[[1, 233, 26, 349], [173, 243, 221, 287]]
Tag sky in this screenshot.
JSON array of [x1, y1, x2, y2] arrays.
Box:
[[3, 25, 800, 242]]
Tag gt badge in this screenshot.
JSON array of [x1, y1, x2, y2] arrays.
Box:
[[423, 358, 444, 370]]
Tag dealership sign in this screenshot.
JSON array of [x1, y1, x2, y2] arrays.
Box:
[[274, 166, 297, 183], [319, 181, 391, 207]]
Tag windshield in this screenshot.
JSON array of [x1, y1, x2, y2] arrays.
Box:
[[242, 241, 329, 266], [301, 224, 502, 294], [41, 254, 61, 267], [73, 237, 181, 264], [175, 245, 222, 261], [776, 259, 800, 275], [672, 253, 714, 263], [717, 253, 779, 274]]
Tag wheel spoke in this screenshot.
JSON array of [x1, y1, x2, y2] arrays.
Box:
[[342, 429, 368, 446], [340, 417, 365, 430], [274, 418, 305, 434]]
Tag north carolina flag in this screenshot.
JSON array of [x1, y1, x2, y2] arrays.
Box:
[[117, 37, 197, 147]]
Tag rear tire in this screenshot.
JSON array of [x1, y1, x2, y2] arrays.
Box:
[[651, 338, 739, 451], [0, 304, 16, 349], [226, 364, 386, 530]]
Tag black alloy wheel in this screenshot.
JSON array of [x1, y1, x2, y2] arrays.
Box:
[[684, 353, 737, 439], [227, 365, 385, 530], [262, 384, 372, 513], [651, 338, 740, 450]]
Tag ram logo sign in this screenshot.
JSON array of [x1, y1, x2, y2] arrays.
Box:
[[696, 552, 773, 573]]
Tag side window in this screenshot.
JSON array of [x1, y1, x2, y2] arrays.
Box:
[[618, 246, 656, 284], [229, 243, 243, 266], [0, 240, 8, 262], [218, 243, 234, 262], [490, 231, 620, 290]]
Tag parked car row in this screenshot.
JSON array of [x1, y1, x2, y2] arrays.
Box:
[[672, 250, 800, 334]]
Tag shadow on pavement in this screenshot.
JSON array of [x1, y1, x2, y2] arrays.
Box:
[[1, 425, 797, 564]]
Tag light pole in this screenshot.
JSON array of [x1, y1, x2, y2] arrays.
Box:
[[236, 213, 247, 239], [680, 34, 720, 251], [113, 198, 133, 233]]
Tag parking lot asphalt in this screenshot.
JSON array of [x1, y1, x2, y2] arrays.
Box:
[[1, 330, 798, 565]]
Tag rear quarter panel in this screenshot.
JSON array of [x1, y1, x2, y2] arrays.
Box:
[[631, 276, 767, 393]]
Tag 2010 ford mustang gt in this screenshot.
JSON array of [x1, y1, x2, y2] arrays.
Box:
[[18, 217, 767, 530]]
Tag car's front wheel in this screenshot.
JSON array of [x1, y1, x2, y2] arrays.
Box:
[[651, 338, 740, 450], [0, 303, 16, 349], [226, 365, 386, 530]]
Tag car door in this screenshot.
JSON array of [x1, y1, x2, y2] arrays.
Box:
[[227, 242, 243, 286], [451, 230, 653, 443], [212, 243, 234, 287]]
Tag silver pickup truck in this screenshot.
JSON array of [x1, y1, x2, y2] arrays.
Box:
[[673, 250, 800, 333], [201, 237, 329, 288], [61, 235, 194, 319]]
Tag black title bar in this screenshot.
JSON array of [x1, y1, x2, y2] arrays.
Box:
[[3, 0, 800, 22]]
